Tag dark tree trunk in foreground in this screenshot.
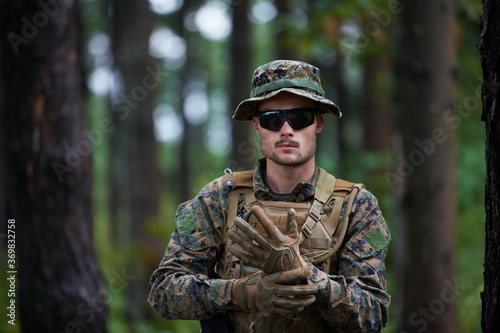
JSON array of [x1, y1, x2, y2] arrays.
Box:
[[479, 1, 500, 331], [0, 1, 107, 331], [392, 1, 458, 332]]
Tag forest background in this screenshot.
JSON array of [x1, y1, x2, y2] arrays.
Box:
[[0, 0, 488, 332]]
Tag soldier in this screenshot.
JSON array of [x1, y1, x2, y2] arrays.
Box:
[[148, 60, 391, 332]]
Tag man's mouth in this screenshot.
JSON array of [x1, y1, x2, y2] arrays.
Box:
[[275, 140, 299, 148]]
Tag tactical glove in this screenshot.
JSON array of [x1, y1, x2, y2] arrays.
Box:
[[232, 267, 318, 316], [228, 205, 307, 274]]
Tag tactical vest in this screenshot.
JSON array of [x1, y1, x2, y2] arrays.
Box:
[[218, 168, 364, 333]]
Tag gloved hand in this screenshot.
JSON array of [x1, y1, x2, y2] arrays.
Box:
[[232, 267, 318, 316], [228, 205, 308, 274]]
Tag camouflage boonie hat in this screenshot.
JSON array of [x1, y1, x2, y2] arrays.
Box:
[[233, 60, 341, 121]]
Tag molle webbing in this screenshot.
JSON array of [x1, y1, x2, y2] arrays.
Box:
[[224, 168, 363, 267]]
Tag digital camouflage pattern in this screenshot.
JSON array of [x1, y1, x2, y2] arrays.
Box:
[[148, 159, 391, 332], [233, 60, 341, 121]]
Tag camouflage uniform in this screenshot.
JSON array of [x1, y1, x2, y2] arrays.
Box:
[[148, 159, 391, 332]]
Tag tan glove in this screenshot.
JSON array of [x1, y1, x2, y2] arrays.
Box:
[[232, 267, 318, 316], [228, 205, 307, 274]]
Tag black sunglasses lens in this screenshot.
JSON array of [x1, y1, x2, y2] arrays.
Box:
[[259, 112, 284, 131], [286, 110, 315, 130]]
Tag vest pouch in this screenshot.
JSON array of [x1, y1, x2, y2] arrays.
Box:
[[245, 201, 333, 258]]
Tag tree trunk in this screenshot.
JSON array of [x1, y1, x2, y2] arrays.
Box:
[[1, 1, 107, 331], [479, 0, 500, 331], [392, 1, 458, 332], [332, 46, 350, 164], [362, 50, 392, 152], [108, 0, 160, 325], [230, 0, 254, 171], [0, 25, 5, 228], [275, 0, 298, 60], [176, 0, 200, 202]]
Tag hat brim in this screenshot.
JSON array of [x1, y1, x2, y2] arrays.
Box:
[[232, 88, 342, 121]]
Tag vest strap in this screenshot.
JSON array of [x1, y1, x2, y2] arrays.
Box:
[[222, 170, 255, 276], [309, 183, 364, 264], [226, 170, 255, 231], [299, 168, 337, 245], [315, 167, 337, 203], [323, 196, 343, 236]]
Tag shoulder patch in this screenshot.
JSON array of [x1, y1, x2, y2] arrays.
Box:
[[176, 214, 197, 236], [365, 227, 389, 251]]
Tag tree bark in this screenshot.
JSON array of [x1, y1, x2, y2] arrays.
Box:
[[330, 40, 350, 164], [108, 0, 160, 325], [175, 0, 201, 202], [362, 50, 392, 152], [392, 1, 458, 332], [1, 1, 107, 331], [275, 0, 298, 60], [230, 0, 254, 171], [479, 0, 500, 331]]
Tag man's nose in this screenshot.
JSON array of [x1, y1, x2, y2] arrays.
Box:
[[279, 119, 294, 135]]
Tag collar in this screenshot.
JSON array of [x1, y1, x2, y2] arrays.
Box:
[[252, 158, 318, 202]]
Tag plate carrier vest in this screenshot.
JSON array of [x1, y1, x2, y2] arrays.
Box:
[[217, 168, 364, 333]]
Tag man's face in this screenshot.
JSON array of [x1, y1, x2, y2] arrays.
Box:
[[253, 92, 324, 167]]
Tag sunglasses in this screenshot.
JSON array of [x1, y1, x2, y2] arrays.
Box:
[[257, 108, 318, 132]]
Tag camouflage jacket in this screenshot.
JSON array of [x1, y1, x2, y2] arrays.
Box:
[[148, 159, 391, 332]]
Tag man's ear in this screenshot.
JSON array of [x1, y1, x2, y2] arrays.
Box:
[[253, 117, 260, 135], [316, 114, 324, 133]]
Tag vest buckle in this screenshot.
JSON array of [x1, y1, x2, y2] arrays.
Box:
[[302, 224, 312, 238], [309, 209, 321, 222]]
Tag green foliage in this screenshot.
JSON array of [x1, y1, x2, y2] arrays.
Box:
[[458, 0, 483, 21], [453, 5, 485, 331]]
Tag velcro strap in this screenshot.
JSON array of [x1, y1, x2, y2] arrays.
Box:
[[232, 170, 254, 188]]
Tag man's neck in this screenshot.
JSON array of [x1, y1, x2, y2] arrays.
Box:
[[264, 158, 316, 194]]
